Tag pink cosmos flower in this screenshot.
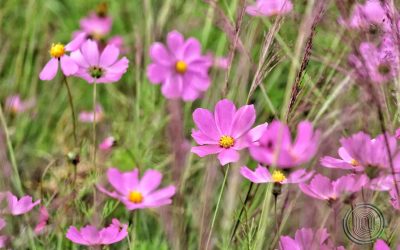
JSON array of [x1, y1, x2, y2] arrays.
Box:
[[249, 120, 319, 168], [246, 0, 293, 17], [99, 136, 116, 151], [299, 174, 368, 201], [368, 174, 398, 191], [374, 239, 400, 250], [213, 56, 230, 69], [70, 39, 129, 84], [34, 206, 49, 234], [240, 165, 314, 184], [98, 168, 176, 210], [279, 228, 345, 250], [79, 104, 104, 123], [5, 192, 40, 216], [66, 219, 128, 246], [0, 218, 7, 248], [339, 0, 387, 30], [39, 40, 79, 81], [80, 13, 112, 40], [5, 95, 35, 114], [349, 41, 399, 84], [322, 132, 400, 175], [191, 99, 268, 165], [147, 30, 213, 101]]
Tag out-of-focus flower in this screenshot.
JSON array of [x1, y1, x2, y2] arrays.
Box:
[[70, 39, 129, 84], [39, 41, 79, 81], [191, 99, 268, 165], [79, 104, 104, 123], [0, 218, 7, 248], [98, 168, 176, 210], [368, 174, 397, 191], [339, 0, 387, 30], [246, 0, 293, 17], [396, 128, 400, 139], [80, 13, 112, 40], [99, 136, 116, 151], [240, 165, 313, 184], [34, 206, 49, 234], [249, 120, 319, 168], [390, 188, 400, 210], [299, 174, 367, 201], [349, 41, 399, 84], [279, 228, 345, 250], [5, 192, 40, 216], [323, 132, 400, 178], [147, 30, 212, 101], [374, 239, 399, 250], [5, 95, 35, 114], [66, 219, 128, 246], [211, 55, 230, 69]]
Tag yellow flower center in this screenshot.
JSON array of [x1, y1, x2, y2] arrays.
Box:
[[175, 60, 188, 74], [219, 135, 234, 149], [49, 43, 65, 58], [271, 170, 286, 183], [128, 191, 143, 203], [350, 159, 359, 167]]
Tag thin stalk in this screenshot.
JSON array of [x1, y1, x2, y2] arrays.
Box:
[[62, 76, 78, 146], [206, 164, 230, 250], [0, 104, 23, 195], [92, 81, 97, 170]]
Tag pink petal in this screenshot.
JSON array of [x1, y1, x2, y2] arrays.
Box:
[[214, 99, 236, 135], [161, 75, 183, 99], [182, 84, 200, 101], [60, 56, 78, 76], [193, 108, 220, 140], [81, 39, 99, 66], [138, 169, 163, 195], [248, 123, 268, 142], [39, 58, 59, 81], [150, 42, 172, 66], [167, 30, 184, 52], [65, 31, 87, 51], [191, 130, 218, 145], [146, 63, 170, 84], [217, 148, 240, 165], [191, 145, 223, 157], [100, 44, 119, 67], [80, 225, 100, 245], [66, 227, 89, 245], [231, 105, 256, 138]]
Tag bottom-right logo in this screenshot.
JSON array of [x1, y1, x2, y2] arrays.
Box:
[[343, 203, 385, 244]]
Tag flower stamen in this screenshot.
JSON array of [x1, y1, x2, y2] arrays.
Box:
[[219, 135, 234, 148], [89, 66, 105, 78], [49, 43, 65, 58], [271, 170, 286, 183], [128, 191, 143, 204], [175, 60, 188, 74]]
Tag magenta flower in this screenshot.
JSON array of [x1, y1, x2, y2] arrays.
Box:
[[99, 136, 116, 151], [349, 41, 399, 84], [249, 120, 319, 168], [5, 95, 35, 114], [374, 239, 399, 250], [279, 228, 345, 250], [146, 30, 212, 101], [191, 99, 268, 165], [0, 218, 7, 248], [79, 104, 104, 123], [39, 41, 79, 81], [80, 13, 112, 40], [321, 146, 364, 172], [339, 0, 387, 30], [390, 188, 400, 210], [98, 168, 176, 210], [299, 174, 367, 201], [34, 206, 49, 234], [240, 165, 314, 184], [246, 0, 293, 17], [5, 192, 40, 216], [70, 39, 129, 83], [368, 174, 397, 191], [66, 219, 128, 246]]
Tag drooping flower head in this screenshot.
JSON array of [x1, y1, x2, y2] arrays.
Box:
[[4, 192, 40, 216], [279, 228, 345, 250], [66, 219, 128, 246], [349, 41, 399, 84], [39, 40, 79, 81], [191, 99, 268, 165], [70, 39, 129, 83], [246, 0, 293, 17], [5, 95, 35, 114], [249, 120, 319, 168], [147, 30, 212, 101], [299, 174, 368, 202], [98, 168, 176, 210], [240, 165, 314, 184]]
